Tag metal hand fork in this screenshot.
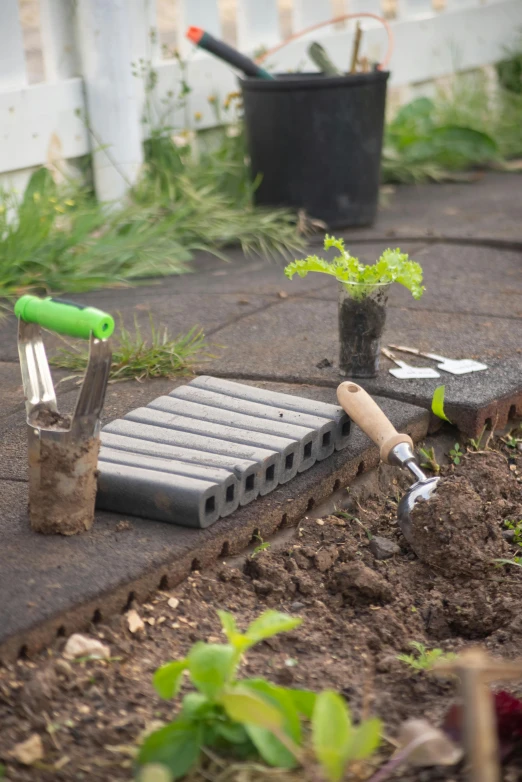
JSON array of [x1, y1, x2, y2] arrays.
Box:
[[389, 344, 488, 375], [337, 381, 439, 548], [381, 347, 440, 379], [15, 296, 114, 535]]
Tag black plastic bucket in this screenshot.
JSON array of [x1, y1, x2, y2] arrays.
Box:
[[241, 71, 389, 228]]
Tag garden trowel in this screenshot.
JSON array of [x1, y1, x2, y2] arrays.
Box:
[[15, 295, 114, 535], [381, 348, 440, 380], [388, 344, 488, 375]]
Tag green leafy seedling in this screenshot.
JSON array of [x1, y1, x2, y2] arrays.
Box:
[[251, 534, 271, 558], [140, 610, 381, 781], [449, 443, 463, 466], [502, 433, 522, 449], [312, 691, 381, 782], [503, 520, 522, 547], [139, 610, 308, 779], [468, 425, 487, 451], [418, 446, 440, 474], [431, 385, 452, 423], [397, 641, 457, 672], [284, 236, 424, 301]]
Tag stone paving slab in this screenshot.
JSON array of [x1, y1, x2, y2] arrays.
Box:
[[304, 243, 522, 320], [204, 298, 522, 437], [340, 173, 522, 246], [0, 292, 275, 363], [0, 390, 428, 662]]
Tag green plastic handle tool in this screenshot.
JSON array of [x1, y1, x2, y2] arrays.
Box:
[[14, 295, 115, 340]]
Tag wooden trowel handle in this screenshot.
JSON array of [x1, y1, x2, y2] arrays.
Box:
[[337, 382, 413, 464]]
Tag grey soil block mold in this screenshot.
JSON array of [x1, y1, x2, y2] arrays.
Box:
[[189, 376, 351, 449], [99, 447, 240, 517], [97, 462, 222, 528], [123, 408, 300, 483], [97, 377, 353, 528], [102, 419, 280, 496], [147, 395, 318, 472], [100, 432, 259, 506], [168, 385, 337, 461]]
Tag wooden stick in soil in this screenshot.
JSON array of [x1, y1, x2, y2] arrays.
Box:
[[435, 647, 522, 782], [349, 22, 363, 73]]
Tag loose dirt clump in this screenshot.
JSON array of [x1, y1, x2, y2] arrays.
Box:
[[410, 474, 509, 577], [0, 439, 521, 781]]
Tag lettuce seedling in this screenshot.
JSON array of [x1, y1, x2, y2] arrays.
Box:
[[137, 609, 381, 781], [284, 235, 424, 301]]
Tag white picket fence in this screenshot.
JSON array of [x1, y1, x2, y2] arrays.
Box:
[[1, 0, 521, 202]]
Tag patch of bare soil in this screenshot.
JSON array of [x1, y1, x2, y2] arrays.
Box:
[[0, 443, 521, 781]]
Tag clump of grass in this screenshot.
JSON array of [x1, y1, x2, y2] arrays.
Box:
[[50, 316, 206, 382]]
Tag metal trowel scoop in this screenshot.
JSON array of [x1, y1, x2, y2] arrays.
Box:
[[337, 381, 439, 546]]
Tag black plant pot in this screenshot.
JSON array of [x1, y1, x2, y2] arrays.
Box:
[[338, 284, 389, 377], [241, 70, 389, 228]]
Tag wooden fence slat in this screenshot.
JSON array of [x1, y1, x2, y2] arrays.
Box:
[[348, 0, 383, 16], [236, 0, 281, 52], [0, 0, 27, 89], [40, 0, 80, 81], [396, 0, 435, 20], [76, 0, 144, 202]]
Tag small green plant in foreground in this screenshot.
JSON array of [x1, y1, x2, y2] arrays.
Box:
[[51, 316, 205, 382], [449, 443, 463, 466], [284, 236, 424, 301], [502, 432, 522, 449], [469, 425, 487, 451], [418, 446, 440, 474], [397, 641, 457, 672], [137, 610, 381, 781], [504, 520, 522, 547], [493, 557, 522, 569], [251, 534, 271, 558]]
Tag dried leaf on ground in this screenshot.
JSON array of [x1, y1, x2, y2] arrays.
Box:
[[12, 734, 44, 765], [397, 718, 463, 767]]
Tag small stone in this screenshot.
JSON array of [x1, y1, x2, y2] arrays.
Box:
[[63, 634, 111, 661], [369, 536, 400, 560], [11, 733, 44, 765], [502, 530, 516, 543], [167, 597, 179, 610], [316, 358, 332, 369], [115, 520, 132, 532], [290, 601, 305, 612], [126, 610, 145, 634]]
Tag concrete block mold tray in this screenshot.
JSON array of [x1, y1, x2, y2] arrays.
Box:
[[97, 376, 351, 528]]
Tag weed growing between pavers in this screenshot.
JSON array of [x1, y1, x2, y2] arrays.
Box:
[[1, 433, 521, 781], [51, 316, 207, 382]]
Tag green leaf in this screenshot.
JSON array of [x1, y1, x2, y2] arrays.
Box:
[[221, 687, 284, 733], [137, 720, 201, 780], [214, 721, 251, 746], [243, 679, 302, 742], [286, 688, 317, 719], [218, 609, 251, 653], [348, 718, 381, 761], [245, 724, 298, 769], [312, 691, 352, 782], [431, 385, 452, 423], [187, 643, 236, 699], [245, 611, 302, 645], [153, 660, 187, 700], [180, 692, 212, 719], [0, 763, 5, 778]]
